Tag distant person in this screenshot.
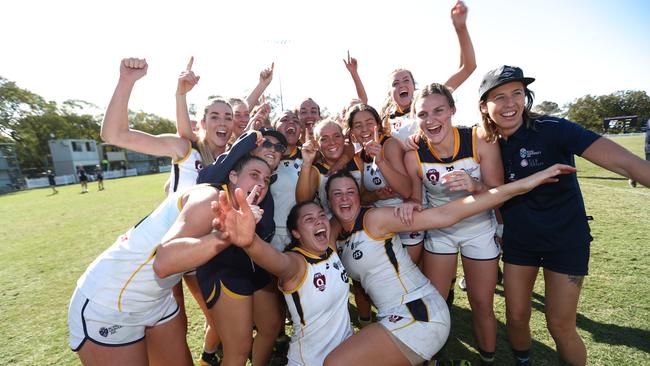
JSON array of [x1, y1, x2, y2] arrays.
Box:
[[47, 170, 58, 195], [629, 118, 650, 187], [96, 165, 105, 191], [77, 166, 88, 194], [120, 162, 127, 177]]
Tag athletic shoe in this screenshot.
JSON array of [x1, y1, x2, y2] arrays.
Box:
[[629, 179, 637, 188], [446, 289, 455, 308], [199, 351, 221, 366]]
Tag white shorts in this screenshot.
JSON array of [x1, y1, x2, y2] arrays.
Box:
[[68, 287, 179, 351], [270, 228, 292, 252], [399, 230, 424, 246], [378, 293, 450, 363], [424, 226, 500, 260]]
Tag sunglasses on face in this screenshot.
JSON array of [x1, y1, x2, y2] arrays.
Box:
[[261, 140, 286, 153]]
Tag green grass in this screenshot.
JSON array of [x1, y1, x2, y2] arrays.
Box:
[[0, 135, 648, 365]]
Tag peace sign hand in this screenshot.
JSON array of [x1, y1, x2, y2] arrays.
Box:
[[177, 56, 200, 96], [211, 187, 258, 248]]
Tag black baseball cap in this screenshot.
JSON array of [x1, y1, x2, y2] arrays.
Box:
[[259, 127, 288, 148], [479, 65, 535, 101]]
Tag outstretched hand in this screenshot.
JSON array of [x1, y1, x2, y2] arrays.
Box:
[[450, 0, 468, 29], [393, 201, 423, 226], [120, 58, 148, 83], [518, 164, 577, 193], [211, 188, 257, 248], [177, 56, 200, 96]]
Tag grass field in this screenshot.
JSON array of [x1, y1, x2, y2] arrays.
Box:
[[0, 135, 648, 365]]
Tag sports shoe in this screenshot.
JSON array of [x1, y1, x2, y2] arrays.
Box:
[[199, 351, 221, 366], [446, 289, 455, 308], [629, 179, 637, 188]]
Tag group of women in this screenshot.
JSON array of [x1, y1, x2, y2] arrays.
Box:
[[67, 1, 650, 365]]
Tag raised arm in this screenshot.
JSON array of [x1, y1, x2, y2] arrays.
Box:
[[245, 63, 274, 110], [175, 56, 200, 141], [368, 164, 577, 237], [368, 130, 412, 198], [153, 186, 230, 278], [296, 139, 320, 203], [343, 51, 368, 104], [442, 1, 477, 92], [101, 58, 188, 160], [581, 137, 650, 187]]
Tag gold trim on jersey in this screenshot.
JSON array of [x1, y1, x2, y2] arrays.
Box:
[[362, 208, 393, 241], [280, 257, 309, 294], [173, 140, 193, 164], [426, 127, 460, 162], [205, 283, 217, 304], [117, 247, 158, 312], [471, 127, 479, 163]]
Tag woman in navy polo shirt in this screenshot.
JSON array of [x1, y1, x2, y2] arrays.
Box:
[[478, 65, 650, 366]]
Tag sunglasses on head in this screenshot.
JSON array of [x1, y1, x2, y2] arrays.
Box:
[[261, 140, 286, 153]]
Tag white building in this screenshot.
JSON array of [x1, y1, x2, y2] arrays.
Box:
[[48, 139, 100, 176]]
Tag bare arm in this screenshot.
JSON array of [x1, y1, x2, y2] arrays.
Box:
[[581, 137, 650, 187], [245, 63, 274, 110], [343, 51, 368, 104], [101, 58, 187, 160], [443, 1, 477, 92], [296, 140, 320, 203], [375, 137, 411, 198], [153, 186, 230, 278], [175, 57, 200, 142], [368, 164, 577, 237], [241, 235, 305, 288], [404, 150, 423, 203]]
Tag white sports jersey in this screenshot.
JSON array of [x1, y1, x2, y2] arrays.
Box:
[[313, 160, 362, 218], [361, 135, 403, 208], [168, 140, 203, 195], [335, 208, 434, 317], [283, 247, 353, 366], [388, 108, 418, 144], [416, 127, 494, 236], [272, 148, 303, 247], [77, 185, 211, 313]]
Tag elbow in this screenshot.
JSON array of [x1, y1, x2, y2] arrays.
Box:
[[153, 260, 171, 279]]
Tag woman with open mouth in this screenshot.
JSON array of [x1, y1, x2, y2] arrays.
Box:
[[67, 154, 270, 366], [296, 119, 363, 218], [403, 83, 504, 365], [319, 163, 577, 366], [217, 200, 353, 366]]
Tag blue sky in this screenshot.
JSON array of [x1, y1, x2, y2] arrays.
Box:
[[1, 0, 649, 125]]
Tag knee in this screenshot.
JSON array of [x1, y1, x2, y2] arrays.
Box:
[[469, 297, 495, 319], [546, 317, 576, 340], [506, 307, 531, 327]]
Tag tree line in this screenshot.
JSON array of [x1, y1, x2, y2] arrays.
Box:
[[0, 76, 176, 175], [1, 75, 649, 174]]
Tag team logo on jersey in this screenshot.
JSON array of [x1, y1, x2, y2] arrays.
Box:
[[99, 325, 122, 338], [388, 315, 403, 323], [520, 148, 528, 158], [284, 161, 290, 167], [325, 263, 330, 269], [425, 168, 439, 184], [446, 165, 455, 172], [372, 177, 382, 186], [341, 269, 348, 283], [195, 160, 203, 171], [333, 261, 340, 270], [353, 250, 363, 260], [520, 159, 528, 167], [313, 272, 326, 291], [409, 232, 420, 239]]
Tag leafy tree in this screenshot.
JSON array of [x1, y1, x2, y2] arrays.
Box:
[[565, 90, 650, 133], [533, 101, 563, 116], [0, 76, 54, 137], [128, 110, 176, 135]]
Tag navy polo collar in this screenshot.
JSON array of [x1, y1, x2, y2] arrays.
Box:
[[500, 119, 534, 144]]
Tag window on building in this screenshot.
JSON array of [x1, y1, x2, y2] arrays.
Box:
[[86, 142, 95, 152], [72, 141, 82, 152]]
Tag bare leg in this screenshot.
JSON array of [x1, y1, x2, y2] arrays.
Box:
[[422, 252, 457, 300], [324, 323, 411, 366], [252, 283, 283, 366], [210, 292, 253, 366], [77, 337, 147, 366], [543, 269, 586, 366], [462, 257, 498, 355], [504, 263, 538, 352], [146, 313, 193, 366]]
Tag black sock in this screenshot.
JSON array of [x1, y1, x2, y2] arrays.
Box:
[[479, 348, 495, 365], [202, 350, 217, 361], [512, 348, 530, 363]]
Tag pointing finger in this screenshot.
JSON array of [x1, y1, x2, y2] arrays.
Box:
[[186, 56, 194, 71]]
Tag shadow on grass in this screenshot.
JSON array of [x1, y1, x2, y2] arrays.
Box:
[[525, 290, 650, 354], [577, 175, 627, 181]]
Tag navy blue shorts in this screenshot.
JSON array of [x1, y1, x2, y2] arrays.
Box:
[[502, 243, 590, 276], [197, 246, 270, 309]]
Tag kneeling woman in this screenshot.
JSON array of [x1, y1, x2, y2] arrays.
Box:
[[322, 166, 575, 366], [67, 155, 272, 366], [223, 201, 353, 365]]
